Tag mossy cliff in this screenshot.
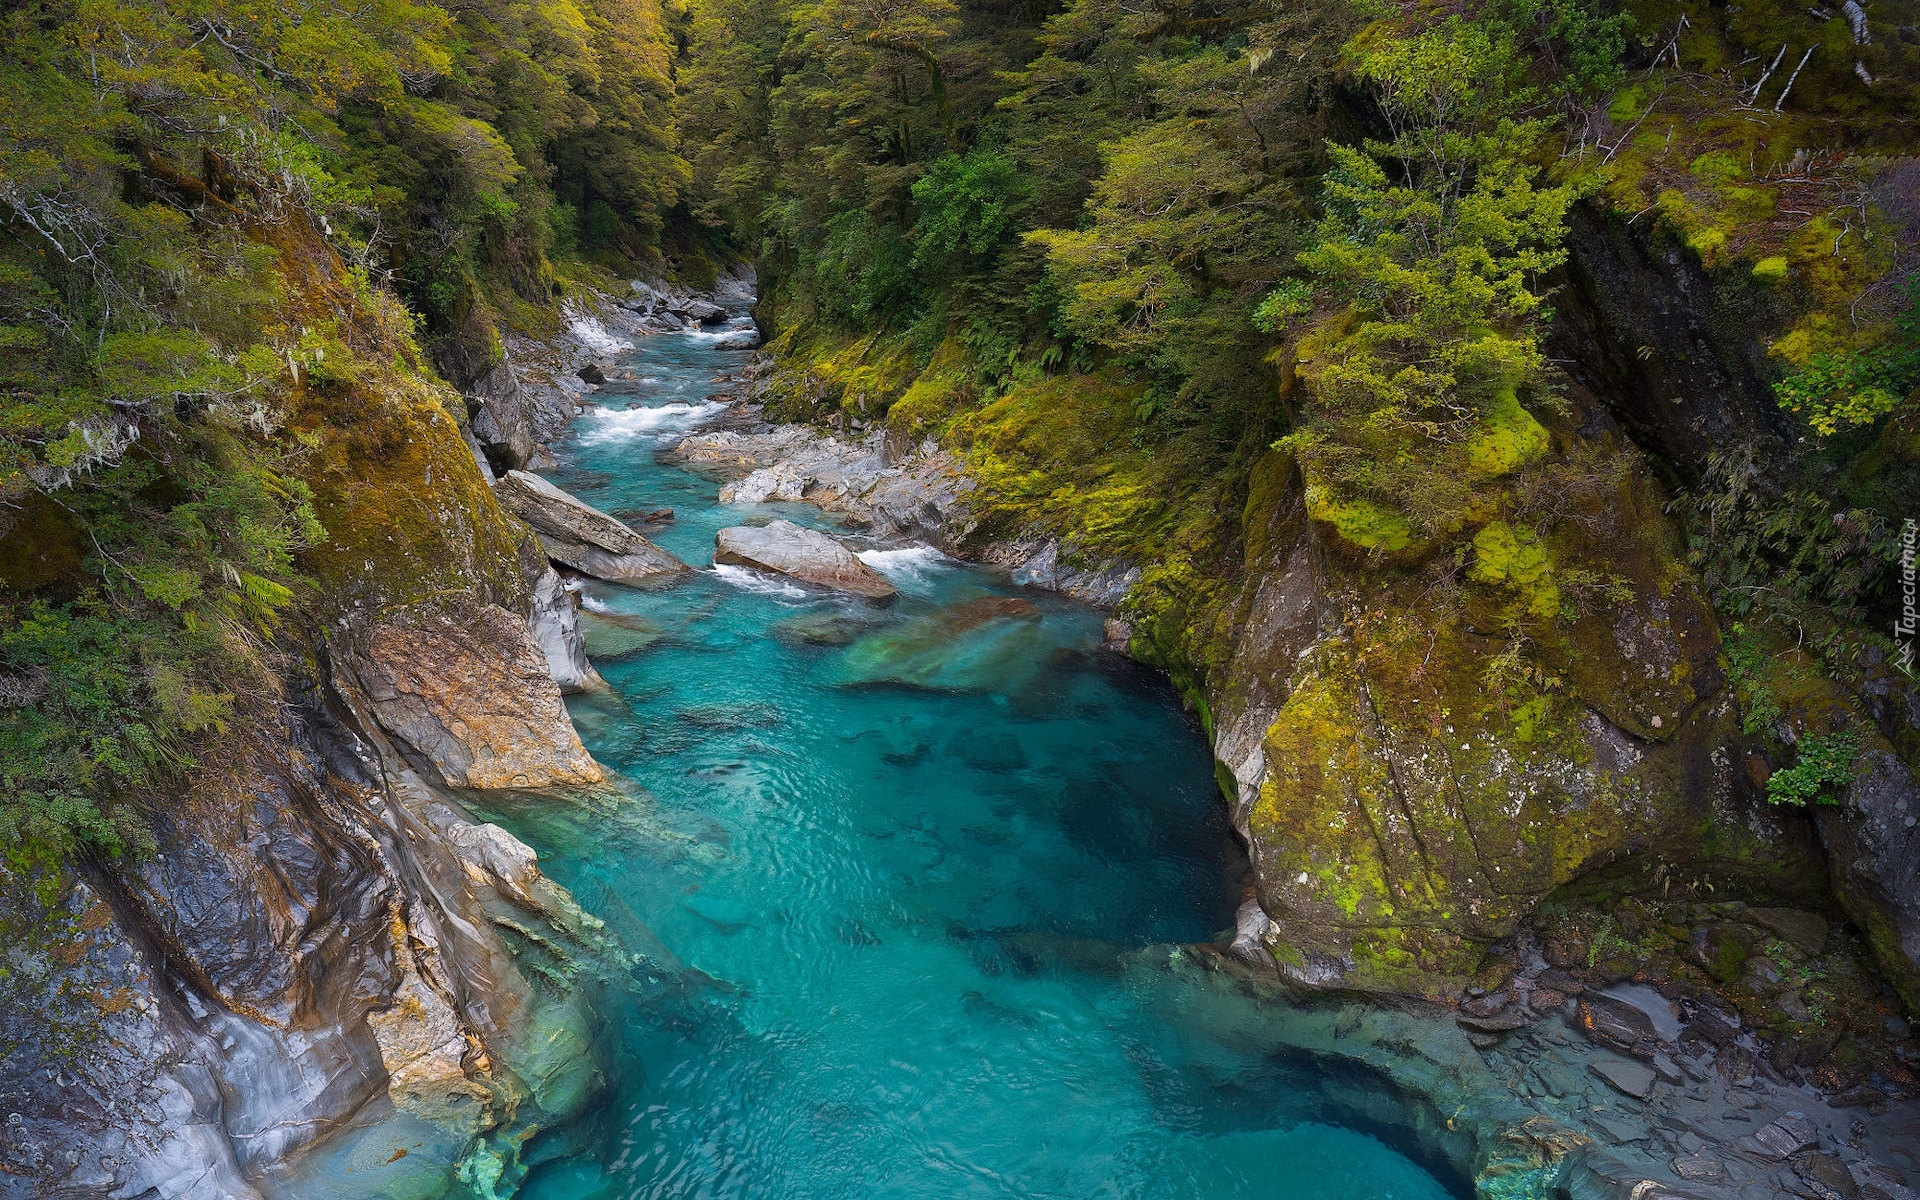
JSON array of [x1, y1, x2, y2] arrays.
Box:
[[1190, 438, 1815, 997], [752, 203, 1918, 1038], [0, 200, 615, 1196]]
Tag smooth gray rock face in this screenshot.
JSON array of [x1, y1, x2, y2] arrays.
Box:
[[526, 565, 603, 692], [494, 470, 689, 584], [1818, 749, 1920, 1007], [713, 519, 896, 600], [468, 350, 540, 473]]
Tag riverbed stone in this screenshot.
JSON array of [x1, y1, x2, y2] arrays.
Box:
[[1749, 1113, 1821, 1159], [1579, 994, 1660, 1055], [713, 519, 896, 599], [1673, 1154, 1727, 1183], [495, 469, 690, 583], [1590, 1057, 1658, 1099], [1849, 1161, 1917, 1200]]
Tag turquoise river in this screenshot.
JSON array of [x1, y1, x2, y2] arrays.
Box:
[[490, 317, 1460, 1200]]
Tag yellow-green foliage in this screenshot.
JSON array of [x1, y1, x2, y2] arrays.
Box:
[[887, 334, 975, 438], [1595, 0, 1916, 342], [1288, 14, 1577, 550], [1469, 521, 1560, 618], [761, 328, 922, 423], [951, 372, 1175, 563]]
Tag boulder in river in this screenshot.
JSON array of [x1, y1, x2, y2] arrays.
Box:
[[675, 299, 729, 326], [712, 519, 896, 600], [494, 469, 690, 584]]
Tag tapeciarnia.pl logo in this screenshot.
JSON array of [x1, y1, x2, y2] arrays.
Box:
[[1899, 518, 1916, 678]]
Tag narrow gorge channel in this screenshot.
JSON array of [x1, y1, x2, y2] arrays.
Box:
[[474, 319, 1457, 1199]]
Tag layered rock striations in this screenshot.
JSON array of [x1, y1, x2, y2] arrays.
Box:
[[0, 223, 625, 1199], [493, 468, 690, 585]]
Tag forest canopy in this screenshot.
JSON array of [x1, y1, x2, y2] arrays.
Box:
[[3, 0, 1916, 855]]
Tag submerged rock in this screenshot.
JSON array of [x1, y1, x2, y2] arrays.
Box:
[[577, 608, 668, 661], [494, 469, 690, 584], [769, 609, 887, 647], [835, 594, 1050, 693], [713, 519, 896, 599]]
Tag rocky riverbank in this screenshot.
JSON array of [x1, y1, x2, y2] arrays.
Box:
[[0, 265, 763, 1197], [651, 345, 1920, 1200], [665, 361, 1140, 609]]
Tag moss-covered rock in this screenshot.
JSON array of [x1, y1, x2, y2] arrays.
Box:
[[1214, 442, 1827, 998]]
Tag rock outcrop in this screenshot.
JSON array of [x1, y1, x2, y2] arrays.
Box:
[[528, 564, 604, 692], [467, 349, 545, 474], [0, 221, 624, 1197], [0, 691, 612, 1200], [713, 519, 897, 600], [334, 600, 605, 789], [1185, 447, 1830, 997], [1817, 749, 1920, 1009], [494, 469, 690, 584]]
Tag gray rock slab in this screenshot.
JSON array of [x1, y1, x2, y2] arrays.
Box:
[[1749, 1112, 1819, 1159], [495, 470, 689, 582], [1591, 1057, 1658, 1099], [714, 520, 896, 600]]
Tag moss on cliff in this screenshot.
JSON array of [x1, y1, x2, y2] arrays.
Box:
[[296, 366, 533, 620]]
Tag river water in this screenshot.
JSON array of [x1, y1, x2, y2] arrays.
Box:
[[500, 318, 1455, 1200]]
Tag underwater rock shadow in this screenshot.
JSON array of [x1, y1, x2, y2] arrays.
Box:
[[945, 921, 1135, 979]]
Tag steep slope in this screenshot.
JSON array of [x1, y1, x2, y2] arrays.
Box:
[[0, 192, 618, 1195]]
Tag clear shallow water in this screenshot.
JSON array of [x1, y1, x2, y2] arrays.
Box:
[[505, 319, 1456, 1200]]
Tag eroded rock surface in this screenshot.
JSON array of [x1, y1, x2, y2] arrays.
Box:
[[494, 469, 689, 584], [1146, 940, 1920, 1200], [528, 564, 603, 692], [713, 519, 897, 600], [1818, 749, 1920, 1010], [335, 600, 604, 789], [0, 703, 613, 1200]]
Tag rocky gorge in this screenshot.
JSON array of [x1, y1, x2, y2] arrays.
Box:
[[2, 235, 1915, 1198], [654, 323, 1920, 1200], [9, 0, 1917, 1197]]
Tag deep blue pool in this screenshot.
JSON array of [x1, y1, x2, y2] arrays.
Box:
[[502, 318, 1456, 1200]]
